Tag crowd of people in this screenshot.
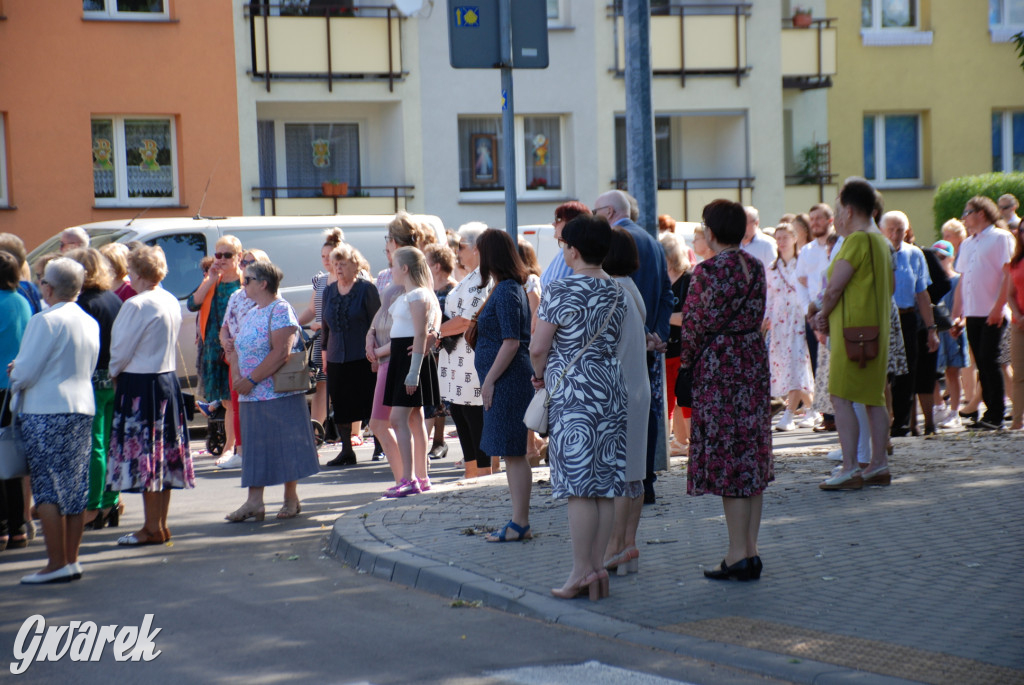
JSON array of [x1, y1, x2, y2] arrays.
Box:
[[1, 183, 1022, 596]]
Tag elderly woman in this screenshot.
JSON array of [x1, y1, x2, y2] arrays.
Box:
[[188, 235, 243, 462], [0, 251, 32, 553], [811, 178, 893, 490], [65, 248, 124, 530], [9, 258, 99, 583], [225, 261, 319, 521], [322, 243, 381, 466], [436, 223, 493, 478], [108, 246, 194, 546], [424, 243, 458, 460], [531, 214, 626, 601], [471, 229, 534, 541], [679, 199, 772, 581], [99, 243, 136, 302], [602, 227, 649, 574]]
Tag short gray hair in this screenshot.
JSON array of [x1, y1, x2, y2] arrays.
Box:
[[880, 210, 909, 232], [457, 222, 488, 247], [44, 257, 85, 301], [60, 227, 90, 249], [245, 260, 283, 295]]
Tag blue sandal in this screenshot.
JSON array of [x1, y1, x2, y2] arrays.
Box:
[[485, 520, 532, 542]]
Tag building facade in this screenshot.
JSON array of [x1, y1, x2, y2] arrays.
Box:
[[0, 1, 242, 250]]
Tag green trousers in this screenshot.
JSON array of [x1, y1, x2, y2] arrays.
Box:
[[88, 386, 120, 510]]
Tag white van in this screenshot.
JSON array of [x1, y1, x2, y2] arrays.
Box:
[[28, 214, 445, 385]]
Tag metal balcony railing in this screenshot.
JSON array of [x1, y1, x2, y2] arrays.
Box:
[[252, 184, 413, 216]]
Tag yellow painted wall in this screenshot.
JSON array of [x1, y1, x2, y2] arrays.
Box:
[[827, 2, 1024, 239]]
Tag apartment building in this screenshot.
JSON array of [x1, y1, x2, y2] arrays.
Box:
[[233, 0, 838, 229], [828, 0, 1024, 236], [0, 1, 243, 250]]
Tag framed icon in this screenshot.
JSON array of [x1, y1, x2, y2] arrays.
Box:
[[470, 133, 498, 184]]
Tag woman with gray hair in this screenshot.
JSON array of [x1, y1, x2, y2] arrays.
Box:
[[8, 258, 99, 583], [224, 260, 319, 521], [435, 222, 493, 478], [108, 246, 194, 546]]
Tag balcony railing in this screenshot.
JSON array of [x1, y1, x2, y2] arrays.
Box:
[[609, 3, 751, 86], [246, 2, 404, 92], [252, 185, 413, 216], [615, 177, 754, 222], [784, 174, 838, 209], [781, 18, 837, 90]]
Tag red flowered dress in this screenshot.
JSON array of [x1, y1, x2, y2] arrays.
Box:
[[679, 249, 773, 497]]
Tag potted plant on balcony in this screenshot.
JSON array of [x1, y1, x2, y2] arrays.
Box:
[[321, 180, 348, 197], [792, 5, 813, 28]]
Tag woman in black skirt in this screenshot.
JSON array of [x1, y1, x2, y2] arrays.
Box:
[[382, 247, 441, 498], [321, 244, 381, 466]]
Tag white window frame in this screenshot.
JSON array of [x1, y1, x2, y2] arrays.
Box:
[[83, 1, 169, 21], [92, 115, 179, 207], [860, 0, 932, 46], [547, 0, 570, 28], [458, 115, 568, 202], [0, 115, 8, 208], [990, 0, 1024, 42], [864, 113, 923, 188], [993, 110, 1023, 173]]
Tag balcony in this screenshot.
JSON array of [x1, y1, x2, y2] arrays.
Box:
[[781, 18, 837, 90], [610, 3, 751, 86], [246, 2, 404, 92], [252, 185, 412, 216], [616, 178, 754, 223]]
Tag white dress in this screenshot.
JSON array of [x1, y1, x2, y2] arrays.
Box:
[[766, 259, 813, 396]]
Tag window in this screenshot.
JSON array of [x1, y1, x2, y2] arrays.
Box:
[[92, 117, 178, 206], [145, 233, 206, 300], [990, 0, 1024, 41], [83, 0, 168, 20], [860, 0, 932, 45], [458, 116, 564, 195], [863, 114, 922, 186], [0, 115, 7, 207], [283, 123, 360, 198], [992, 111, 1024, 173], [614, 113, 749, 188]]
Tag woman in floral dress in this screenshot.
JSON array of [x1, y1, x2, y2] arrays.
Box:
[[679, 199, 772, 582]]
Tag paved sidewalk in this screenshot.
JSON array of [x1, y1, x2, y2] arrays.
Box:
[[329, 431, 1024, 685]]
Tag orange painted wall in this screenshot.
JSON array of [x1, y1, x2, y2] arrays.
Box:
[[0, 1, 242, 250]]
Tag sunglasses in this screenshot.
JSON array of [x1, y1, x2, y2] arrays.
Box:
[[39, 279, 49, 286], [961, 209, 977, 217], [999, 205, 1014, 211], [214, 252, 235, 259], [243, 276, 262, 285], [240, 257, 255, 267]]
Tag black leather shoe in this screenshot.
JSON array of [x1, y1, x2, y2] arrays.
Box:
[[325, 450, 357, 467], [703, 557, 751, 581], [427, 444, 448, 460], [748, 556, 763, 580], [959, 410, 979, 422]]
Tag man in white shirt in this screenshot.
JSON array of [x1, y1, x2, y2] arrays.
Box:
[[740, 206, 777, 271], [998, 193, 1020, 232], [795, 203, 834, 376], [951, 196, 1016, 430]]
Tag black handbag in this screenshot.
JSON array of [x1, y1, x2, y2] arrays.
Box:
[[932, 302, 953, 332]]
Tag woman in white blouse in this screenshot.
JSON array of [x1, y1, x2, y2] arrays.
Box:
[[9, 258, 99, 584], [107, 246, 195, 547]]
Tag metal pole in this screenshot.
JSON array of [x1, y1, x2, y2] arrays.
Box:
[[500, 0, 517, 242], [623, 0, 656, 236]]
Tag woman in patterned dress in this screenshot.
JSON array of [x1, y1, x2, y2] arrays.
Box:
[[679, 200, 773, 581], [187, 235, 243, 461], [765, 224, 814, 431], [531, 215, 626, 601], [108, 246, 195, 546]]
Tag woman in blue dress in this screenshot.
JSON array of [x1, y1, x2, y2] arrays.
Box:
[[472, 229, 534, 543]]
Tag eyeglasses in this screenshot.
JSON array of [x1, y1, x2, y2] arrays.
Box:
[[556, 237, 572, 249], [998, 205, 1014, 211], [962, 209, 977, 217], [214, 252, 235, 260], [39, 279, 49, 286], [243, 276, 262, 285], [592, 205, 611, 215], [240, 258, 255, 267]]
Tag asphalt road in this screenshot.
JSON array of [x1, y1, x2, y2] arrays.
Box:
[[0, 434, 795, 685]]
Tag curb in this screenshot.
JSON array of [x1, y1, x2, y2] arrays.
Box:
[[327, 491, 921, 685]]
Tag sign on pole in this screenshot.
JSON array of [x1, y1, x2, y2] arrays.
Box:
[[448, 0, 549, 69]]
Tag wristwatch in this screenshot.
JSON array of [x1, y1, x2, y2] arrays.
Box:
[[927, 324, 938, 331]]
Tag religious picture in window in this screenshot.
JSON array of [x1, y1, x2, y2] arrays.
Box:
[[471, 134, 497, 184]]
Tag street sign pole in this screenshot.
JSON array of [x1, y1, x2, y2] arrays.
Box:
[[499, 0, 517, 242]]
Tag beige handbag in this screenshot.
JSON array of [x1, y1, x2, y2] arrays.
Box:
[[267, 302, 312, 394]]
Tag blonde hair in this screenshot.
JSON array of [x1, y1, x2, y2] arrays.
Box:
[[941, 219, 967, 241], [216, 234, 243, 255], [127, 245, 168, 283], [658, 232, 690, 274], [65, 247, 114, 291], [392, 246, 432, 290], [330, 243, 367, 267], [99, 242, 130, 280], [244, 248, 270, 262], [388, 211, 435, 249]]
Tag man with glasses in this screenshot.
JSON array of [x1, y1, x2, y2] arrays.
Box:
[[998, 194, 1020, 232], [593, 190, 673, 503], [951, 196, 1016, 430], [59, 227, 89, 253]]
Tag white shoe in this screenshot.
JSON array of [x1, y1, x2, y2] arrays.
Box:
[[938, 414, 961, 430], [932, 406, 953, 425], [827, 448, 843, 461], [66, 562, 83, 580], [215, 453, 243, 469], [21, 566, 74, 584], [796, 413, 818, 429], [774, 410, 795, 432]]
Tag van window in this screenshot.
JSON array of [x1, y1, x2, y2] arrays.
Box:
[[146, 233, 206, 299]]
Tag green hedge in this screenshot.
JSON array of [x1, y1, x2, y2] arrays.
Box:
[[933, 172, 1024, 234]]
